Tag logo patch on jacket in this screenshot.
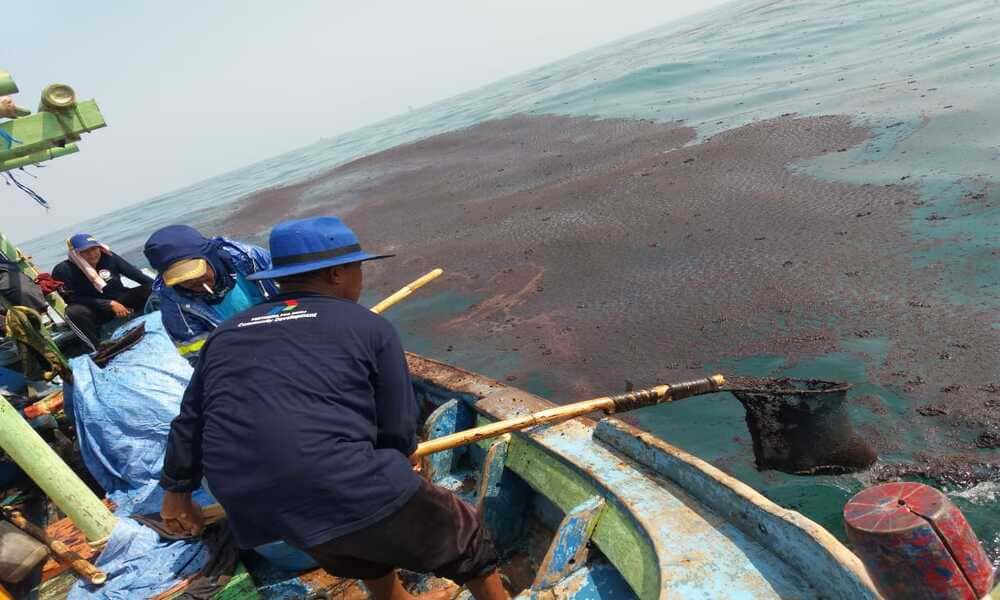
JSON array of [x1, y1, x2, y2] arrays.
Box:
[[266, 300, 299, 315], [238, 300, 316, 328]]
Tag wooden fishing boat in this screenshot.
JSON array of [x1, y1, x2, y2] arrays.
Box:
[[3, 68, 994, 600], [404, 353, 880, 599], [15, 349, 876, 600]]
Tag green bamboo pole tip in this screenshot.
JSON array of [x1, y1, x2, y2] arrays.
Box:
[[0, 70, 18, 97], [0, 144, 79, 173], [0, 396, 116, 542], [0, 231, 68, 315], [0, 231, 42, 278]]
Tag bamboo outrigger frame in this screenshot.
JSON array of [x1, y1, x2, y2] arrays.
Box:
[[1, 68, 117, 543], [2, 67, 108, 313], [0, 69, 106, 173]]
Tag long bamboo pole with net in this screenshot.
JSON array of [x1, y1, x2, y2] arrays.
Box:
[[414, 374, 725, 458]]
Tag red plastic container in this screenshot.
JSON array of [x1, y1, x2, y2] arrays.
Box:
[[844, 481, 995, 599]]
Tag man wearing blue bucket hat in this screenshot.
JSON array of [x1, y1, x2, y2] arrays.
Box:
[[159, 217, 507, 600]]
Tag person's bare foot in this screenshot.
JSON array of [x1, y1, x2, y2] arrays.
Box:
[[364, 572, 460, 600], [414, 585, 459, 600], [363, 571, 415, 600], [466, 571, 509, 600]]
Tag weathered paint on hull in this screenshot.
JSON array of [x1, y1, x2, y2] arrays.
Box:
[[408, 353, 881, 600], [35, 350, 882, 599]]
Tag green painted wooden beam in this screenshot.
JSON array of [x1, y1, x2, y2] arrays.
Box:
[[477, 425, 661, 600], [0, 231, 67, 315], [0, 143, 79, 173], [0, 69, 17, 96], [0, 100, 106, 162], [0, 395, 116, 542]]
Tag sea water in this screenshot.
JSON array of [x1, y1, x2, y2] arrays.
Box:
[[20, 0, 1000, 560]]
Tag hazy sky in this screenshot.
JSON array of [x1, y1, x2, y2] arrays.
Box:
[[4, 0, 729, 243]]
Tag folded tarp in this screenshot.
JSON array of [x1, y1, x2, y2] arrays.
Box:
[[68, 313, 207, 516], [67, 313, 232, 599], [67, 517, 209, 600]]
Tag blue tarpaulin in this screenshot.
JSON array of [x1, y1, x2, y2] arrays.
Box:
[[68, 517, 209, 600], [67, 313, 218, 598], [66, 312, 311, 597], [69, 313, 198, 516]]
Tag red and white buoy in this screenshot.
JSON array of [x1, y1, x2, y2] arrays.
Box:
[[844, 482, 996, 599]]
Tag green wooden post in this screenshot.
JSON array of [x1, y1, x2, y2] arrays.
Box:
[[0, 231, 67, 315], [0, 69, 17, 96], [0, 395, 116, 542], [0, 100, 106, 162]]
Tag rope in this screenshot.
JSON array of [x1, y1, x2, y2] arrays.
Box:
[[4, 305, 71, 382], [2, 170, 50, 209], [62, 309, 98, 353], [0, 129, 21, 149]]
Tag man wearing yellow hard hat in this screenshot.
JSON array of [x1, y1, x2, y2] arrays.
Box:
[[144, 225, 279, 361]]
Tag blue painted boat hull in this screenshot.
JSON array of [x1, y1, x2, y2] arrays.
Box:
[[407, 353, 881, 599]]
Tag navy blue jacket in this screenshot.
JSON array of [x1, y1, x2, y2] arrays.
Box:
[[160, 293, 421, 549], [52, 253, 153, 311], [143, 226, 278, 360]]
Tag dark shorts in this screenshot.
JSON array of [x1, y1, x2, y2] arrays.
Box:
[[305, 479, 498, 583]]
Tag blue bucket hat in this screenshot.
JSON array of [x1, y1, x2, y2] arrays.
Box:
[[246, 216, 394, 280], [69, 233, 101, 251]]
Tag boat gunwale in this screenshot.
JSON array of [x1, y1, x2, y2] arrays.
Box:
[[406, 352, 878, 599], [408, 353, 662, 598], [594, 417, 881, 599]]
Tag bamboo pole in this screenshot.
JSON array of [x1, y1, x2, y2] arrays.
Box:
[[0, 70, 17, 96], [193, 375, 725, 524], [414, 374, 726, 458], [0, 144, 79, 172], [370, 268, 443, 314], [0, 231, 68, 315], [2, 509, 107, 585], [0, 396, 116, 542]]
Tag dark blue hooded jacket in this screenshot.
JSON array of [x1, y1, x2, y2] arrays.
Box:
[[160, 292, 421, 549], [144, 226, 279, 360]]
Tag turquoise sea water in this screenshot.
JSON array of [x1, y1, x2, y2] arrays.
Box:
[[21, 0, 1000, 560]]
